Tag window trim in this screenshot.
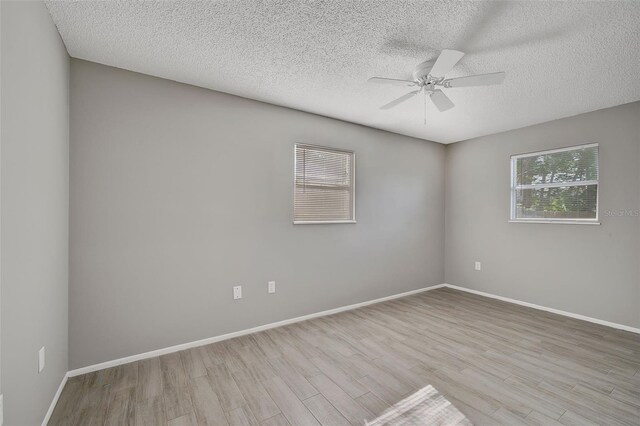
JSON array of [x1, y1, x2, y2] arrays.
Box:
[[509, 143, 600, 225], [293, 143, 356, 225]]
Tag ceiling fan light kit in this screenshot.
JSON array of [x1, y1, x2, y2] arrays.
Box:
[[368, 49, 506, 120]]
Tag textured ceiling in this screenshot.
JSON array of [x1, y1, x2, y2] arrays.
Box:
[[46, 1, 640, 144]]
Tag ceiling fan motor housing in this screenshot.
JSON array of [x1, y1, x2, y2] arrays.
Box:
[[412, 60, 435, 82]]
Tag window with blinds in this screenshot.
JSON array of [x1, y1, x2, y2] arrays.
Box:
[[510, 143, 599, 223], [294, 144, 355, 224]]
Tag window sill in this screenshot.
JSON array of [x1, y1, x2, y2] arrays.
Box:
[[294, 220, 357, 225], [509, 219, 600, 225]]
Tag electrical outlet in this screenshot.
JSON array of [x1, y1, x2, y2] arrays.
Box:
[[233, 285, 242, 300], [268, 281, 276, 294], [39, 346, 46, 373], [0, 394, 4, 426], [475, 261, 482, 271]]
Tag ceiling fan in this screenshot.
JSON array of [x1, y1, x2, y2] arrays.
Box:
[[368, 49, 505, 120]]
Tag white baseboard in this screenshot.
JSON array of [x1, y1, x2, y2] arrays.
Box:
[[67, 284, 447, 377], [442, 284, 640, 334], [64, 281, 639, 380], [49, 281, 638, 423], [41, 372, 69, 426]]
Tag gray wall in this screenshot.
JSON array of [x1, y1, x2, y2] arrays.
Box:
[[68, 54, 638, 372], [1, 1, 70, 424], [445, 102, 640, 328], [69, 60, 445, 369], [0, 0, 3, 400]]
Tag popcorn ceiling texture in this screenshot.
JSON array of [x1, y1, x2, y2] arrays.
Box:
[[45, 1, 640, 144]]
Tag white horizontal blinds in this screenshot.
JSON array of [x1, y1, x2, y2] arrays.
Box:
[[514, 186, 598, 219], [512, 144, 598, 220], [515, 146, 599, 186], [294, 144, 354, 222]]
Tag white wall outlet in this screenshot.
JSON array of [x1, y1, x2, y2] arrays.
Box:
[[0, 394, 4, 426], [233, 285, 242, 300], [268, 281, 276, 294], [38, 346, 46, 373], [475, 261, 482, 271]]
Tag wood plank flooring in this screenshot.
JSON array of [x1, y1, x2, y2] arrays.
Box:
[[49, 288, 640, 425]]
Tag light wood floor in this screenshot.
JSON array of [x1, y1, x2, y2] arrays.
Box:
[[49, 288, 640, 426]]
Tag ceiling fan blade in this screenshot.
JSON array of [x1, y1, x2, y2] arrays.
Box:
[[430, 90, 455, 112], [429, 49, 465, 77], [444, 72, 505, 88], [368, 77, 416, 87], [380, 90, 420, 110]]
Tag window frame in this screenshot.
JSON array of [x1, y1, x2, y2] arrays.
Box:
[[509, 143, 600, 225], [293, 143, 356, 225]]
